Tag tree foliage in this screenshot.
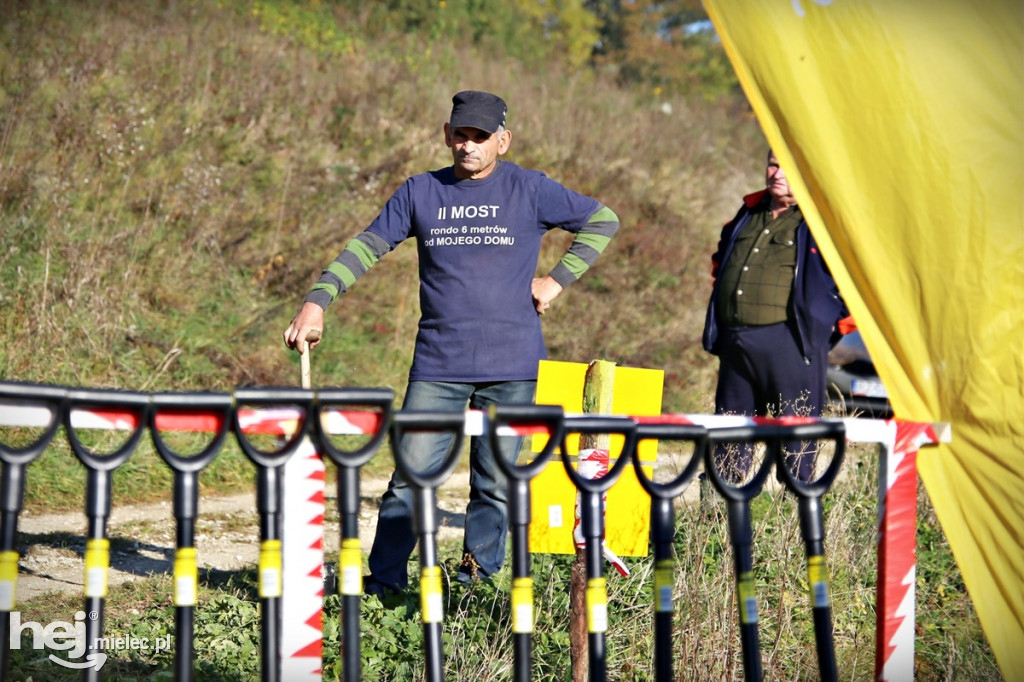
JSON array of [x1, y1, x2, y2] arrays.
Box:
[[335, 0, 600, 69], [587, 0, 739, 98], [322, 0, 737, 96]]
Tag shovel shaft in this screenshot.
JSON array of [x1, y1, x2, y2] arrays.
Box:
[[299, 329, 322, 389]]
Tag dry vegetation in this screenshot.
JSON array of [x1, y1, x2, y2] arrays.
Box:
[[0, 0, 762, 411]]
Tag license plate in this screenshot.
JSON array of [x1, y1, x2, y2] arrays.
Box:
[[851, 379, 888, 398]]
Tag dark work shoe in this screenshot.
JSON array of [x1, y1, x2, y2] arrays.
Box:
[[363, 575, 402, 597]]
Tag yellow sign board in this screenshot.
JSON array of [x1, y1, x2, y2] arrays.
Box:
[[529, 360, 664, 557]]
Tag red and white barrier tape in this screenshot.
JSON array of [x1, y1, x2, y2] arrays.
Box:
[[571, 448, 630, 577]]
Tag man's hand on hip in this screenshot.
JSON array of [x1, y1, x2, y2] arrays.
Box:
[[531, 276, 564, 315]]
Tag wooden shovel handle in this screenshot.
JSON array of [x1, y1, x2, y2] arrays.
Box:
[[299, 328, 322, 389]]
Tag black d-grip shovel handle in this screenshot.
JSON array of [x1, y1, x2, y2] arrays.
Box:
[[767, 420, 845, 682], [314, 388, 394, 682], [150, 392, 234, 473], [150, 392, 234, 531], [0, 384, 67, 682], [486, 403, 565, 682], [148, 392, 233, 682], [631, 423, 708, 500], [0, 382, 67, 466], [704, 424, 777, 682], [630, 422, 707, 682], [314, 387, 395, 467], [232, 387, 314, 682], [62, 388, 149, 682], [389, 411, 465, 489], [771, 421, 846, 498], [704, 426, 777, 503], [232, 387, 313, 468], [487, 403, 565, 480], [64, 388, 150, 473], [0, 382, 66, 529], [389, 412, 465, 682], [558, 415, 638, 493]]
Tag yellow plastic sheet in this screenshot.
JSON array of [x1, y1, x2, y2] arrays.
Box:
[[701, 1, 1024, 676]]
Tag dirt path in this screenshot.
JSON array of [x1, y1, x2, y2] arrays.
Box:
[[14, 449, 718, 603], [15, 471, 472, 602]]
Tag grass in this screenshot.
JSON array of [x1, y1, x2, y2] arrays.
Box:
[[0, 0, 754, 406], [5, 443, 1000, 680], [0, 1, 1000, 680]]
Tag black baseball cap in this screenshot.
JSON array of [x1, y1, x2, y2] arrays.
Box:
[[449, 91, 507, 134]]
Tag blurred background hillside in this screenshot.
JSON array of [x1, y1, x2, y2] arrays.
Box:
[[0, 0, 767, 412]]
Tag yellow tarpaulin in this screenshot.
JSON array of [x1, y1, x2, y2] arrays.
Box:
[[701, 0, 1024, 677]]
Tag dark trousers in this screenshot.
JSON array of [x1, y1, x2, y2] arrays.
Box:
[[713, 322, 829, 482]]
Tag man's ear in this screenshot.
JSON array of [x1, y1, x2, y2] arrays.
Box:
[[443, 122, 453, 148], [497, 128, 512, 155]]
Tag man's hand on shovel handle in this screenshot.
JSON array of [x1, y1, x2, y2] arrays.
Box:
[[284, 302, 324, 389], [284, 302, 325, 354]]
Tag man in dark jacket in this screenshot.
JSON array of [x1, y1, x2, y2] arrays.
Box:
[[703, 149, 852, 481]]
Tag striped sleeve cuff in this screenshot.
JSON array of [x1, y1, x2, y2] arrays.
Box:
[[304, 231, 391, 307], [550, 205, 619, 284]]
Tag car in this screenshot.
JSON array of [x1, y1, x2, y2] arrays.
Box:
[[827, 330, 893, 418]]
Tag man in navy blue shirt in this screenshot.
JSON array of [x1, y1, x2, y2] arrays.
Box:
[[284, 90, 619, 592]]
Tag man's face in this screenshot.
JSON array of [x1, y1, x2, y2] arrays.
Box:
[[445, 124, 511, 180], [765, 153, 793, 202]]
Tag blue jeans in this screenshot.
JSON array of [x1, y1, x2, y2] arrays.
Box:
[[367, 380, 536, 590]]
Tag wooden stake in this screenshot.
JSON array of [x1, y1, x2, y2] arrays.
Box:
[[570, 359, 616, 682]]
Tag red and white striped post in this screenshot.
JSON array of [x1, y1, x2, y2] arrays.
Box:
[[280, 440, 326, 680]]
